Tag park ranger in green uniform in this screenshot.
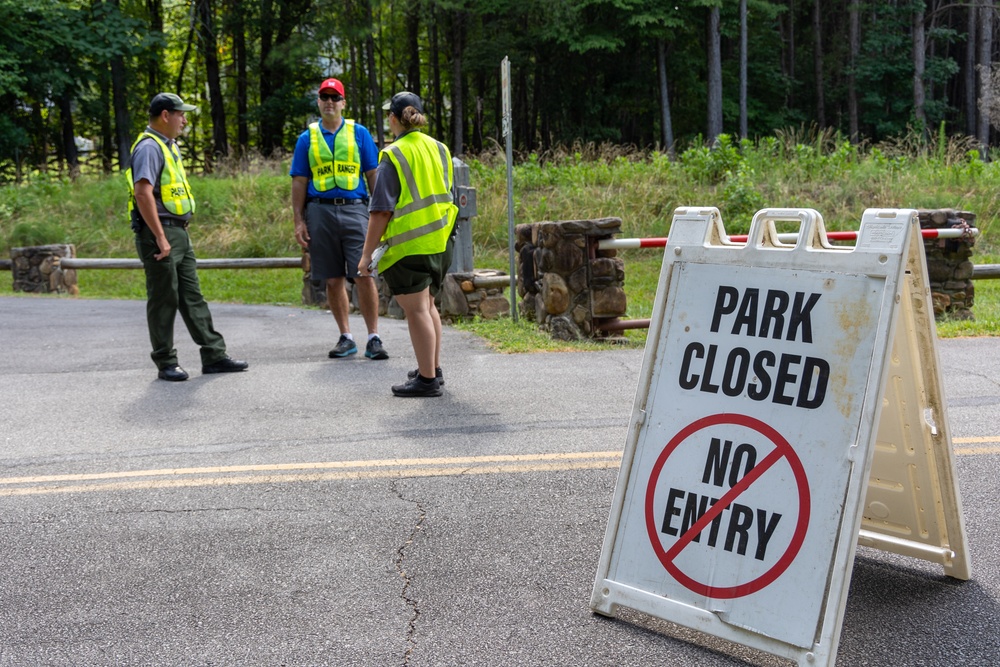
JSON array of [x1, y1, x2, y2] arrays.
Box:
[[126, 92, 248, 382]]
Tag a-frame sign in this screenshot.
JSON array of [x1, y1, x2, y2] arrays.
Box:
[[591, 207, 971, 666]]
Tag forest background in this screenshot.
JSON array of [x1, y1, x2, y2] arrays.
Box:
[[3, 0, 1000, 346], [4, 0, 1000, 175]]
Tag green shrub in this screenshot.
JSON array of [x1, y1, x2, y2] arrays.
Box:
[[8, 220, 65, 247]]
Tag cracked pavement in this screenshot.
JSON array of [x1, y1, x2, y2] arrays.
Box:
[[0, 297, 999, 666]]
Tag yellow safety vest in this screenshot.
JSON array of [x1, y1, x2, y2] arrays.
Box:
[[377, 131, 458, 271], [125, 132, 196, 221], [307, 120, 361, 192]]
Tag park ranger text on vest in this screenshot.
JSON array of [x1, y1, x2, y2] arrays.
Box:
[[126, 92, 248, 382]]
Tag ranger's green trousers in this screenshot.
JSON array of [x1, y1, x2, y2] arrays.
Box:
[[135, 224, 227, 370]]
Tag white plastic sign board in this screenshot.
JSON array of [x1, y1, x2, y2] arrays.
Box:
[[860, 228, 971, 579], [591, 208, 940, 666]]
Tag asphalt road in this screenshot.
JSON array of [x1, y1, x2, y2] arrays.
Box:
[[0, 295, 998, 667]]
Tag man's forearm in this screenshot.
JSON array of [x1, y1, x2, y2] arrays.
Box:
[[291, 178, 308, 225]]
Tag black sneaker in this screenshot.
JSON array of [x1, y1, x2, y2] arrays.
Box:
[[407, 366, 444, 386], [329, 335, 358, 358], [392, 375, 442, 397], [365, 336, 389, 360]]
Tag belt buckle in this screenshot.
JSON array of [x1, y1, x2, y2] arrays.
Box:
[[333, 197, 347, 205]]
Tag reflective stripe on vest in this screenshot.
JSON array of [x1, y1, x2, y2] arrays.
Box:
[[125, 132, 196, 220], [307, 120, 361, 191], [377, 131, 458, 272]]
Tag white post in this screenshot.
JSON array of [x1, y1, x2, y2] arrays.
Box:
[[501, 56, 517, 322]]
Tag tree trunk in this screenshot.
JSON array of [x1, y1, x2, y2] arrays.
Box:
[[57, 91, 80, 180], [366, 16, 383, 146], [785, 0, 796, 108], [657, 39, 675, 156], [230, 0, 249, 154], [100, 71, 114, 173], [430, 15, 442, 139], [707, 6, 723, 142], [198, 0, 228, 162], [848, 0, 860, 141], [528, 46, 540, 151], [351, 40, 367, 128], [258, 0, 309, 156], [110, 54, 130, 169], [30, 102, 46, 174], [966, 2, 978, 136], [912, 1, 927, 139], [813, 0, 825, 127], [406, 1, 421, 95], [145, 0, 163, 98], [473, 70, 484, 153], [977, 0, 992, 156], [104, 0, 131, 171], [739, 0, 748, 140], [176, 1, 196, 93], [259, 0, 275, 154], [451, 10, 466, 155], [516, 65, 529, 151]]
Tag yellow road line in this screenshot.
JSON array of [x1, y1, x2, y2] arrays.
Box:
[[2, 440, 997, 498], [953, 436, 1000, 456], [0, 452, 623, 497]]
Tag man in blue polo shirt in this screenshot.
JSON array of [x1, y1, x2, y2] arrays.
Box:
[[291, 77, 387, 360]]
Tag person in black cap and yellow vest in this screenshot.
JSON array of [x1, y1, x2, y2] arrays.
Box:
[[290, 78, 388, 361], [126, 92, 248, 382], [358, 91, 457, 397]]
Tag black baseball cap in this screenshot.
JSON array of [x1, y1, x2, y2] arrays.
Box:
[[149, 92, 197, 116], [383, 91, 423, 117]]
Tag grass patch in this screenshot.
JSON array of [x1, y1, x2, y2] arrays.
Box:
[[3, 135, 1000, 350], [450, 315, 637, 353]]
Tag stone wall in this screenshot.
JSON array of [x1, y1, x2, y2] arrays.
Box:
[[346, 269, 510, 322], [918, 209, 977, 320], [439, 270, 511, 320], [514, 217, 627, 340], [11, 244, 79, 295]]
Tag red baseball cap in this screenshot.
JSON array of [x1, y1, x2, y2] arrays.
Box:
[[318, 78, 345, 97]]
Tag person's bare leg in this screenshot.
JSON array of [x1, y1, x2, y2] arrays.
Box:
[[327, 277, 350, 335], [354, 276, 380, 336], [427, 290, 442, 370], [395, 289, 436, 378]]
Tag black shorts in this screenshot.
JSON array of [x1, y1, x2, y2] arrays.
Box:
[[305, 200, 368, 282], [382, 239, 454, 296]]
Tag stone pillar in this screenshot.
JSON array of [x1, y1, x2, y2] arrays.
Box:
[[917, 209, 976, 320], [11, 244, 79, 295], [440, 269, 511, 320], [514, 217, 626, 340], [300, 251, 327, 307]]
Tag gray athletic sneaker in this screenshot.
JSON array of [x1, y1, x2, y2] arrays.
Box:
[[329, 335, 358, 358], [365, 336, 389, 360]]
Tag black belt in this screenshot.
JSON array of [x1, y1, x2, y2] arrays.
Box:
[[308, 197, 367, 206], [160, 219, 189, 229]]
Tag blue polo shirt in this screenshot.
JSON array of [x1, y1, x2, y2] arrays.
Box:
[[290, 118, 379, 199]]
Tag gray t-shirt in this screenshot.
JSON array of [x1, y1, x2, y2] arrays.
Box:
[[367, 154, 402, 214], [130, 127, 193, 226]]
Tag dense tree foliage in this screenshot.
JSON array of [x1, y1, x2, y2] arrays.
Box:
[[1, 0, 998, 182]]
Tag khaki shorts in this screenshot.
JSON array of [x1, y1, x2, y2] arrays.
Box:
[[382, 240, 454, 296]]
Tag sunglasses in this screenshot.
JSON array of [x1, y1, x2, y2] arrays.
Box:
[[319, 93, 343, 102]]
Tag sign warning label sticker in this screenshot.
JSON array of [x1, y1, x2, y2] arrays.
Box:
[[644, 413, 810, 599]]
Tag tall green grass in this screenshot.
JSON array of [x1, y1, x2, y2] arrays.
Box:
[[2, 130, 998, 345]]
